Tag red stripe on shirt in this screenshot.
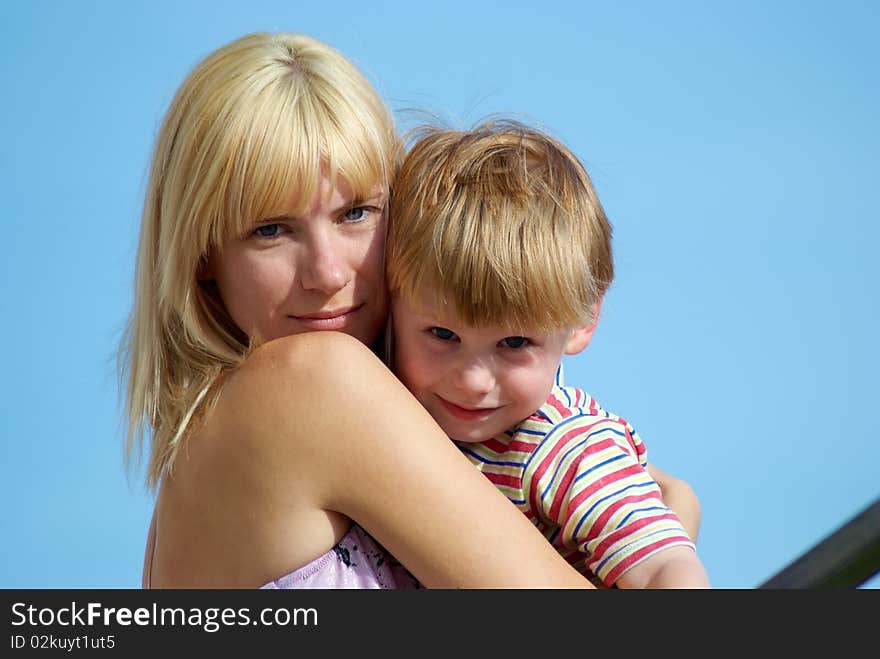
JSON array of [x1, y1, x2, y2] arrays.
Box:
[[590, 512, 683, 560], [561, 463, 648, 525], [602, 535, 691, 586], [483, 472, 521, 490], [581, 490, 665, 542], [527, 425, 615, 517], [546, 394, 574, 418]]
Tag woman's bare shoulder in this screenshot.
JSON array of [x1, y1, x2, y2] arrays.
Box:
[[150, 333, 377, 587], [224, 332, 389, 409], [210, 332, 394, 457], [179, 333, 387, 511], [247, 330, 384, 373]]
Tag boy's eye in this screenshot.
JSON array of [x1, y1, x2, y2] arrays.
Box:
[[343, 207, 367, 222], [429, 327, 458, 341], [255, 223, 283, 238], [499, 336, 529, 349]]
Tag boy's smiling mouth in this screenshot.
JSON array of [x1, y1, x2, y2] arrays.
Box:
[[436, 396, 500, 422]]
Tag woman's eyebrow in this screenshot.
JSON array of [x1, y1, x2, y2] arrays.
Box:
[[256, 215, 291, 224], [258, 192, 388, 224], [332, 192, 387, 213]]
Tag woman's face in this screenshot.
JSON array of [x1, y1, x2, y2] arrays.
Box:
[[206, 175, 389, 347]]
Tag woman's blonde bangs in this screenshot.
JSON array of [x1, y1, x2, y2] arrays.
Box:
[[210, 73, 396, 246]]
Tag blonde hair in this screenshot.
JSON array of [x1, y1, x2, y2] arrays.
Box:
[[386, 119, 613, 332], [121, 32, 401, 489]]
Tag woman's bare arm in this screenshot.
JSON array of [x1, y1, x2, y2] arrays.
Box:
[[153, 332, 593, 589]]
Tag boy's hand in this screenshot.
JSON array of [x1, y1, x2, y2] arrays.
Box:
[[647, 463, 702, 543], [615, 546, 711, 589]]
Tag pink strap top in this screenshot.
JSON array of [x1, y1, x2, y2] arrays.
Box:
[[146, 514, 419, 589], [260, 525, 421, 589]]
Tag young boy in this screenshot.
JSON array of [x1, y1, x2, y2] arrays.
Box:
[[386, 120, 710, 588]]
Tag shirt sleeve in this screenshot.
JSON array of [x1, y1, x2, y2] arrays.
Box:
[[528, 413, 694, 587]]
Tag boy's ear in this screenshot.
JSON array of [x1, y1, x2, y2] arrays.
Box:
[[564, 298, 603, 356]]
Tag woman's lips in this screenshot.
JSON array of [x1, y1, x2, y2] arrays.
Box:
[[291, 304, 362, 330]]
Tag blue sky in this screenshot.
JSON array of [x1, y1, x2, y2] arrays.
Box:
[[2, 0, 878, 589]]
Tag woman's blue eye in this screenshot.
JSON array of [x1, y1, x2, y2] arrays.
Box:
[[344, 207, 367, 222], [430, 327, 457, 341], [255, 224, 282, 238], [500, 336, 529, 349]]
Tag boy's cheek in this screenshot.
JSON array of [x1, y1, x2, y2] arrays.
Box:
[[394, 347, 431, 393], [409, 355, 442, 392]]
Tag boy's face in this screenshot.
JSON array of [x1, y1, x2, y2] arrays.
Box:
[[392, 289, 582, 443]]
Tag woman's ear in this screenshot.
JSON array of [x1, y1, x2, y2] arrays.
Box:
[[565, 298, 603, 356], [197, 253, 214, 281]]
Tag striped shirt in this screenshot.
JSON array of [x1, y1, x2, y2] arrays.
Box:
[[455, 368, 694, 587]]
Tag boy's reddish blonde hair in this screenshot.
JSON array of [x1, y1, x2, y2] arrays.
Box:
[[387, 119, 613, 331]]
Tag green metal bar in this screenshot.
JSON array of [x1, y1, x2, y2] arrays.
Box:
[[758, 497, 880, 589]]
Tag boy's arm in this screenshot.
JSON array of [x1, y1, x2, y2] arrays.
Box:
[[615, 546, 711, 589], [647, 463, 701, 543]]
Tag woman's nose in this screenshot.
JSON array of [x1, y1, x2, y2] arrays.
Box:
[[299, 233, 350, 295]]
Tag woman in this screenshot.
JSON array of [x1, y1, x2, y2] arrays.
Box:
[[124, 32, 698, 588]]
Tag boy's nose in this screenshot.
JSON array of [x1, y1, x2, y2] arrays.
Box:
[[454, 360, 496, 397]]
